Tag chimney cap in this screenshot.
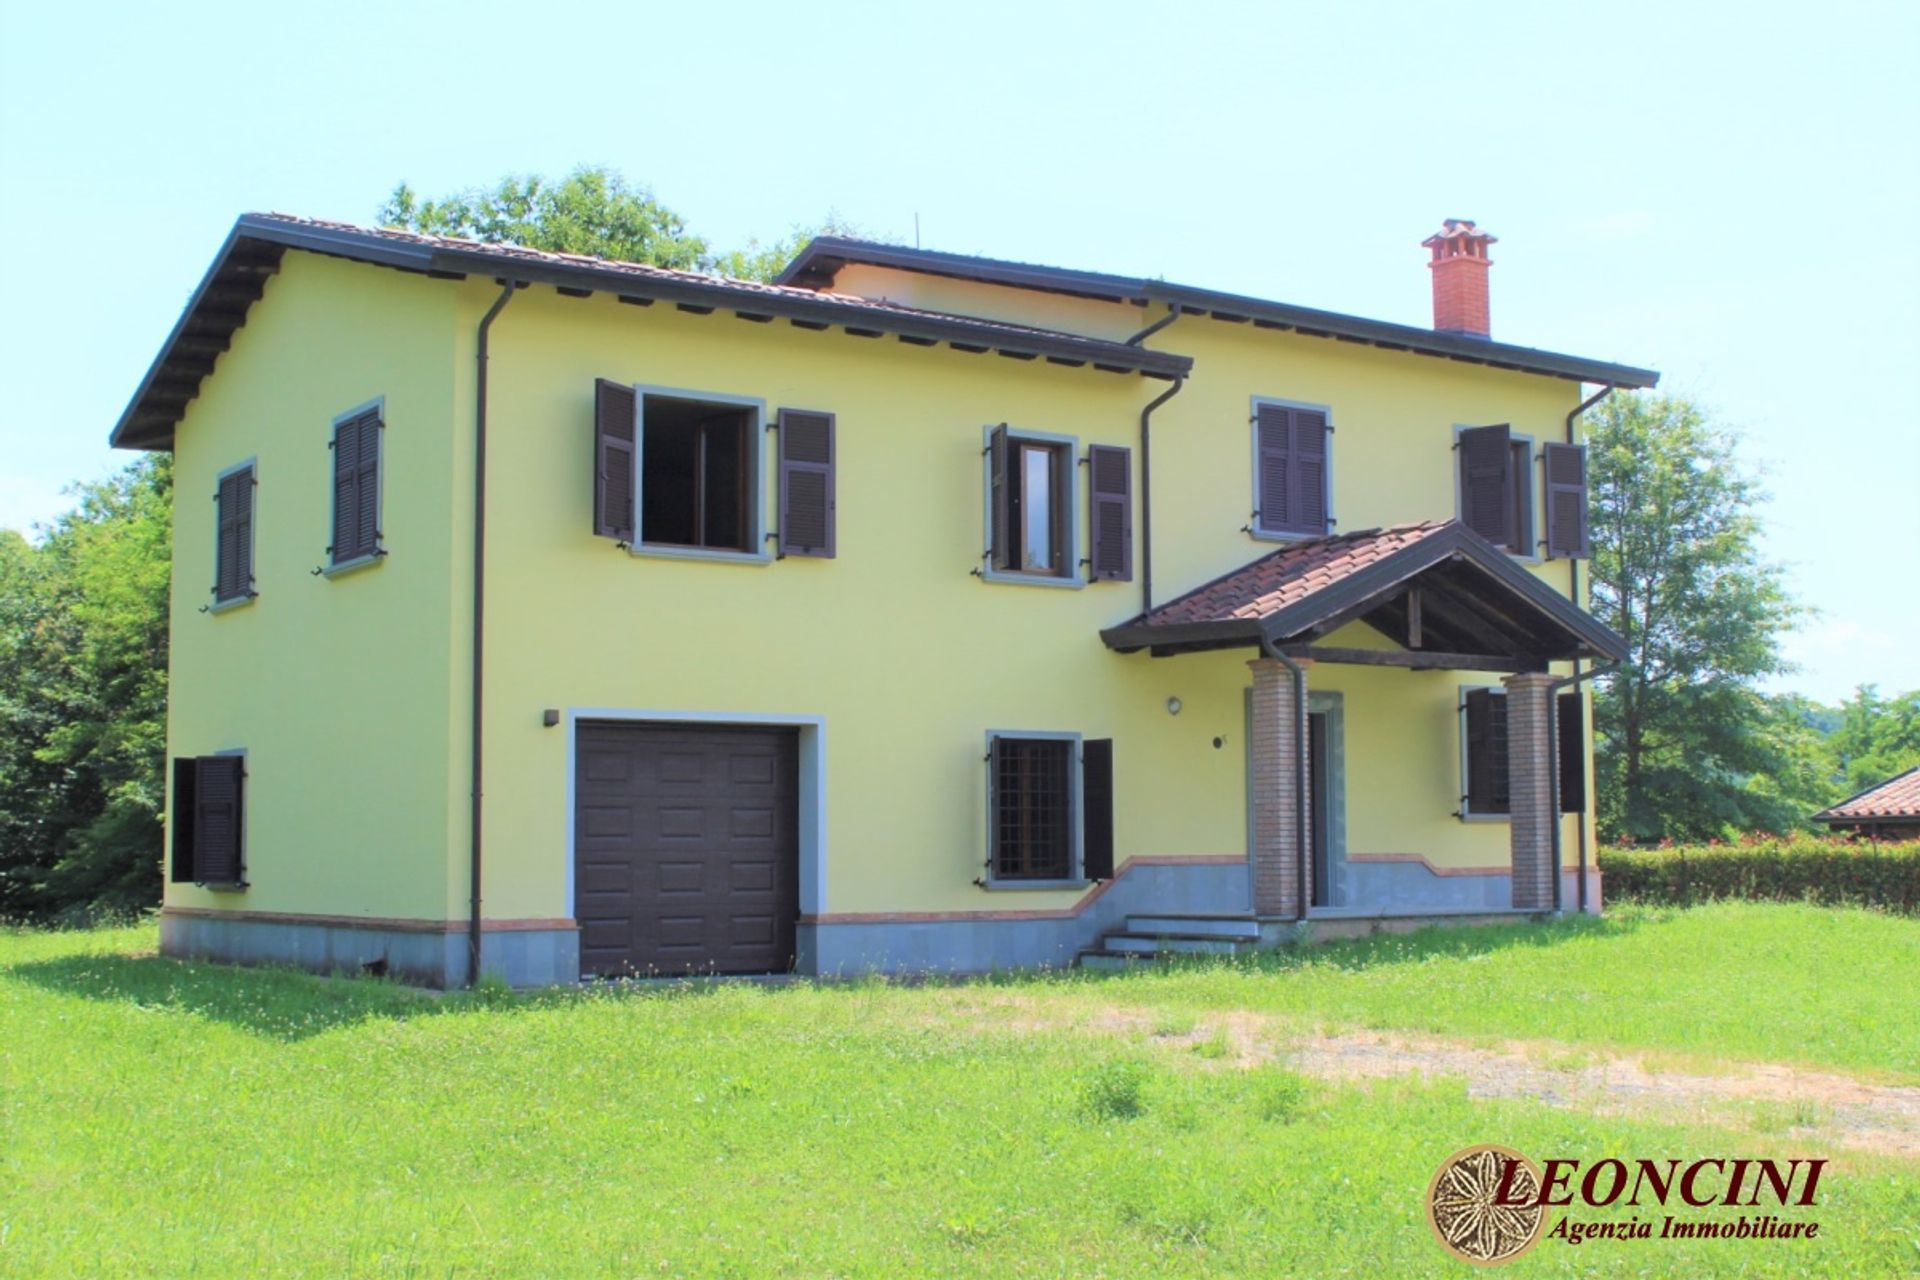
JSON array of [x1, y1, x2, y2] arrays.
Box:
[[1422, 218, 1498, 249]]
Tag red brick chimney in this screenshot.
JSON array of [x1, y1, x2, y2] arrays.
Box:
[[1423, 219, 1496, 337]]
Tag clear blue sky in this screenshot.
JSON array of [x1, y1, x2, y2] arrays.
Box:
[[2, 0, 1914, 702]]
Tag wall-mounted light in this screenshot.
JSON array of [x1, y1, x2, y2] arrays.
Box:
[[1166, 696, 1183, 716], [542, 709, 560, 728]]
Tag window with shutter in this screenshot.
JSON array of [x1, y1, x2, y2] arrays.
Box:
[[1543, 442, 1591, 559], [1461, 687, 1510, 817], [981, 425, 1079, 584], [986, 734, 1078, 881], [1086, 445, 1132, 581], [213, 464, 256, 606], [777, 410, 835, 558], [329, 403, 384, 569], [1253, 400, 1332, 538], [169, 754, 247, 886]]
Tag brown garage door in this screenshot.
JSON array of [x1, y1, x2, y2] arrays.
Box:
[[574, 722, 799, 977]]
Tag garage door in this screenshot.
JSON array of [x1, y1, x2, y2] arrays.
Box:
[[574, 722, 799, 977]]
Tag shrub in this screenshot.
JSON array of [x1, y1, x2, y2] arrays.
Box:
[[1599, 835, 1920, 914], [1077, 1058, 1150, 1121]]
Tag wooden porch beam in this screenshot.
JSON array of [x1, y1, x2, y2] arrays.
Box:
[[1276, 644, 1547, 673]]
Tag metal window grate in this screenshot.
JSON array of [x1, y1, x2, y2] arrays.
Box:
[[993, 737, 1074, 879]]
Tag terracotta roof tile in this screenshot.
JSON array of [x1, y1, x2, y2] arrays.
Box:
[[1133, 521, 1456, 628], [1815, 767, 1920, 821]]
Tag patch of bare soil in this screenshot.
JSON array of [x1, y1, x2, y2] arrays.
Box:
[[924, 995, 1920, 1159]]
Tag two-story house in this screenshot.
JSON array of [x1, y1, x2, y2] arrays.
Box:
[[116, 214, 1656, 986]]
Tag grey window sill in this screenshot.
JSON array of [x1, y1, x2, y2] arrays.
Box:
[[980, 567, 1086, 590], [323, 552, 385, 579], [1458, 812, 1511, 824], [980, 878, 1092, 892], [1249, 525, 1333, 543], [207, 594, 256, 615], [196, 880, 249, 892], [631, 543, 773, 566]]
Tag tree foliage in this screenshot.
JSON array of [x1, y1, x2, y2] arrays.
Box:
[[1828, 685, 1920, 793], [1588, 392, 1812, 840], [0, 459, 172, 919], [379, 166, 861, 283]]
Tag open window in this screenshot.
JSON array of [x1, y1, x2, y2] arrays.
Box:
[[641, 395, 756, 553], [1461, 687, 1584, 818], [1455, 424, 1534, 556], [986, 425, 1078, 583], [170, 754, 247, 887]]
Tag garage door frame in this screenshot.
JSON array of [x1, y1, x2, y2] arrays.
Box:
[[565, 709, 826, 973]]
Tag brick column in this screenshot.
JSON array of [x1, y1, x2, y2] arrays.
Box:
[[1503, 672, 1558, 910], [1248, 657, 1311, 919]]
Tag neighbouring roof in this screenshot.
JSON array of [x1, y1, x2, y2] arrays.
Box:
[[777, 237, 1661, 390], [111, 215, 1194, 450], [1813, 767, 1920, 824], [1099, 520, 1626, 664]]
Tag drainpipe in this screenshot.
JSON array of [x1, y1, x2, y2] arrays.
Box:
[[469, 279, 519, 987], [1259, 634, 1312, 921], [1546, 661, 1617, 916], [1126, 304, 1185, 615], [1561, 384, 1613, 914]]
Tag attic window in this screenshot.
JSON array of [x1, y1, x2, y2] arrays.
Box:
[[641, 396, 756, 553]]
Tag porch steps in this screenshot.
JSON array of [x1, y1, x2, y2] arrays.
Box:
[[1077, 913, 1262, 970]]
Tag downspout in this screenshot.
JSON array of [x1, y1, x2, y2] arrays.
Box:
[[1561, 384, 1614, 914], [1547, 660, 1618, 915], [1259, 634, 1312, 921], [1127, 303, 1185, 615], [468, 279, 519, 987]]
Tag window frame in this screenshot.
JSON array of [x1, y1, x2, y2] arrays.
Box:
[[1249, 395, 1336, 543], [209, 458, 258, 613], [1452, 424, 1538, 560], [980, 425, 1085, 588], [982, 730, 1088, 888], [629, 384, 773, 566], [325, 397, 386, 577], [1457, 683, 1511, 822]]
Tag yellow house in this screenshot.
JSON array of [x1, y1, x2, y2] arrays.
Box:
[[114, 215, 1656, 986]]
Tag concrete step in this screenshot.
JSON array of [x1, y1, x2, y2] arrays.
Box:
[[1102, 932, 1253, 956], [1125, 913, 1260, 940]]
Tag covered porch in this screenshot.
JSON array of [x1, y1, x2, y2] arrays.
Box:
[[1101, 520, 1627, 930]]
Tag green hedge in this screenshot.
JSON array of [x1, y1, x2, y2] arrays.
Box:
[[1599, 837, 1920, 914]]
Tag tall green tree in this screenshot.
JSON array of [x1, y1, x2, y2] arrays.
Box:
[[380, 166, 710, 271], [379, 166, 861, 282], [1588, 393, 1807, 840], [1828, 684, 1920, 793], [0, 459, 172, 919]]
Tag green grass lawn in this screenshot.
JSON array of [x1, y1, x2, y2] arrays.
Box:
[[2, 904, 1915, 1278]]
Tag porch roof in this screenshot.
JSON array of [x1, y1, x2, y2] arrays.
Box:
[[1099, 520, 1626, 669], [1812, 766, 1920, 824]]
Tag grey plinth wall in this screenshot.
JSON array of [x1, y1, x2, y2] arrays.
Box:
[[160, 911, 580, 988]]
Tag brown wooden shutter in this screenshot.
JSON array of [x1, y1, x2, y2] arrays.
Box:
[[192, 755, 245, 885], [1463, 689, 1503, 814], [1087, 445, 1132, 581], [593, 380, 637, 542], [1557, 691, 1586, 813], [331, 420, 359, 563], [215, 467, 254, 602], [354, 414, 380, 558], [1081, 738, 1114, 880], [1458, 424, 1515, 548], [169, 757, 198, 883], [777, 410, 835, 558], [987, 424, 1011, 570], [1543, 442, 1590, 559], [1293, 409, 1329, 534], [1255, 403, 1292, 533], [985, 734, 1005, 874]]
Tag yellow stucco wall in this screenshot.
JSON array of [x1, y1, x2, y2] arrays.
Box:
[[165, 255, 461, 921], [164, 251, 1603, 930]]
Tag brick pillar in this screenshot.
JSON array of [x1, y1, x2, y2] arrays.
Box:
[[1248, 657, 1311, 919], [1503, 672, 1558, 910]]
